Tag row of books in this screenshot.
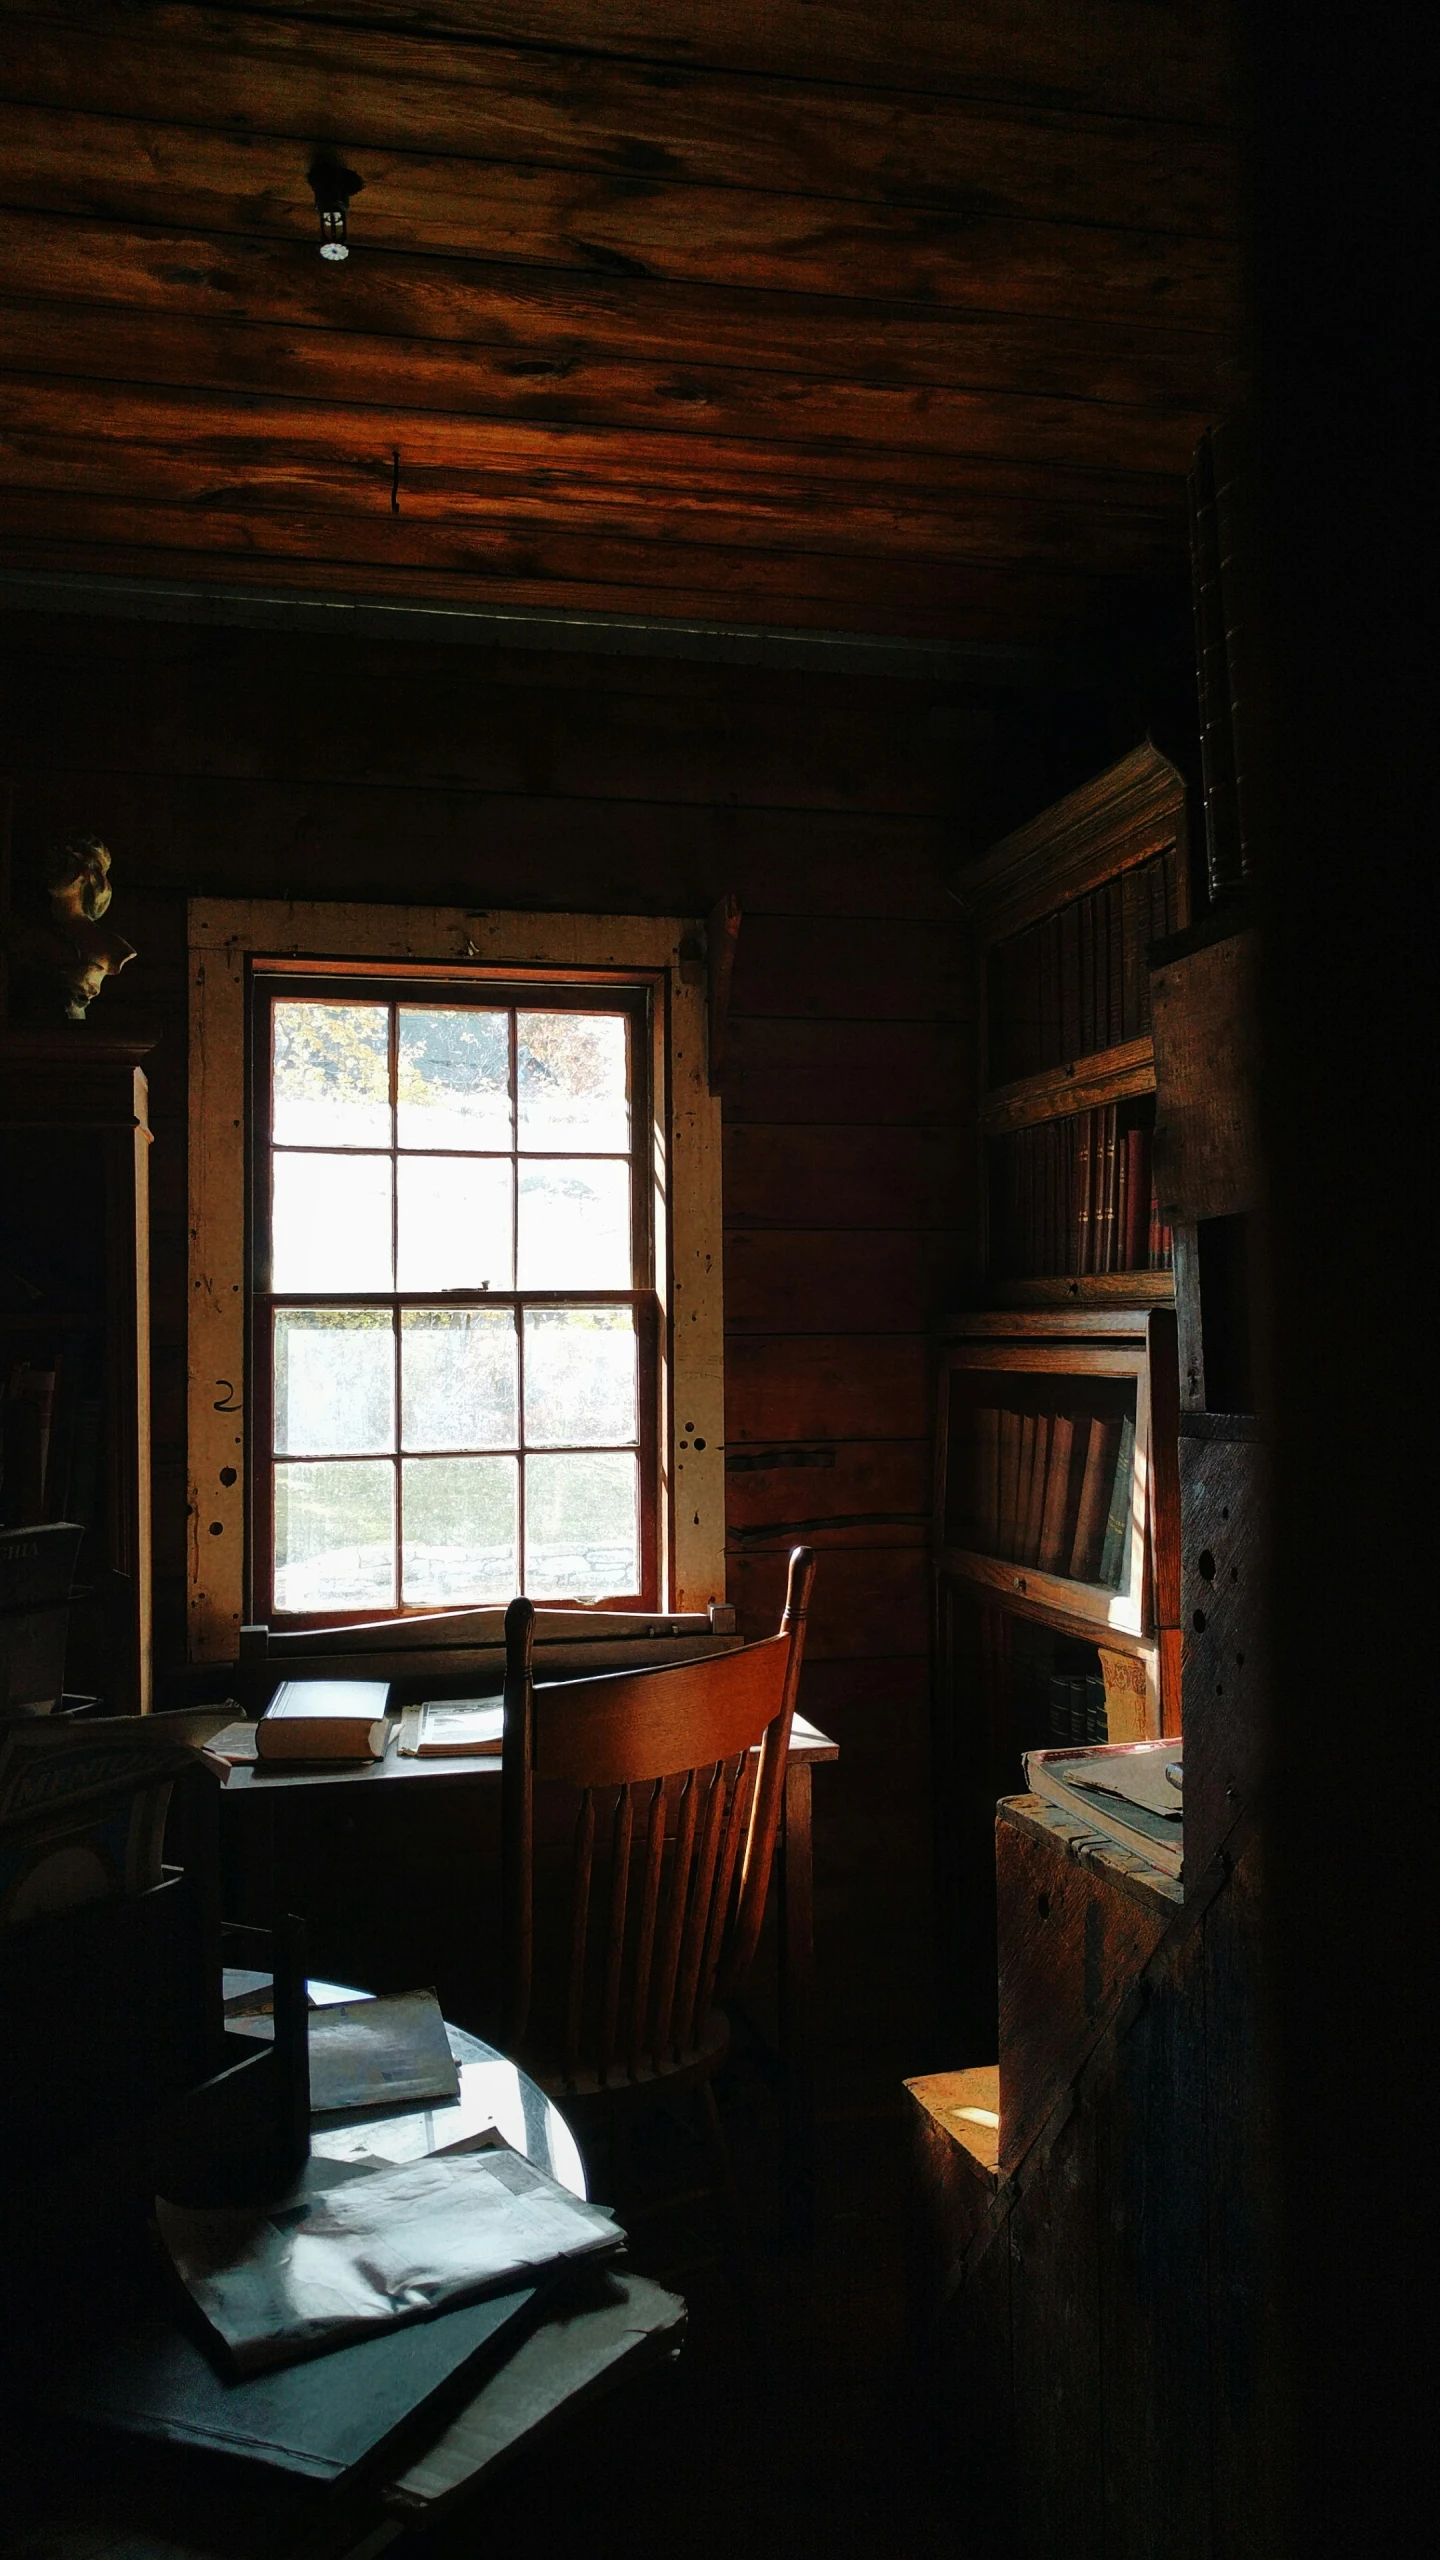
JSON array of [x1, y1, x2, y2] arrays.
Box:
[[987, 848, 1183, 1088], [1049, 1670, 1109, 1746], [967, 1404, 1136, 1590], [990, 1109, 1174, 1280]]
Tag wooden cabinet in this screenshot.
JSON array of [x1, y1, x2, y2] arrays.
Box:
[[0, 1030, 155, 1711]]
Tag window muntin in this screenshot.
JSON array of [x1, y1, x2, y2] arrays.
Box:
[[253, 982, 655, 1618]]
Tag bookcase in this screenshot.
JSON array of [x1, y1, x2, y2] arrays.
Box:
[[935, 747, 1190, 2033], [0, 1030, 155, 1712]]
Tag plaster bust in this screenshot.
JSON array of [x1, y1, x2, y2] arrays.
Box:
[[5, 835, 136, 1020]]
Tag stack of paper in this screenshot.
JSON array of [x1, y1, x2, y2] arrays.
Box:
[[157, 2151, 623, 2373]]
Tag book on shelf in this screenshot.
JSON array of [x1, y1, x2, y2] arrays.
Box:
[[257, 1680, 392, 1763], [1022, 1738, 1183, 1878], [1068, 1414, 1122, 1581], [1047, 1672, 1108, 1746], [1036, 1411, 1077, 1574], [971, 1398, 1133, 1592], [1097, 1412, 1137, 1590], [1020, 1412, 1051, 1567]]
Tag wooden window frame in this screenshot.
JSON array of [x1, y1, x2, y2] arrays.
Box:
[[187, 905, 724, 1663]]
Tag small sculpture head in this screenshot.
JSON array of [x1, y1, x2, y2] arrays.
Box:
[[42, 836, 136, 1018], [2, 833, 137, 1021]]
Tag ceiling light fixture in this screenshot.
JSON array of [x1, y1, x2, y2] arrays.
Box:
[[308, 152, 363, 261]]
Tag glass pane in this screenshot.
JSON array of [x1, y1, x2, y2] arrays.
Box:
[[275, 1309, 394, 1456], [402, 1309, 518, 1451], [523, 1307, 636, 1448], [397, 1009, 511, 1150], [274, 1460, 395, 1612], [525, 1452, 639, 1598], [517, 1012, 629, 1153], [272, 1002, 390, 1148], [401, 1456, 518, 1605], [397, 1156, 512, 1291], [272, 1153, 393, 1291], [516, 1161, 631, 1288]]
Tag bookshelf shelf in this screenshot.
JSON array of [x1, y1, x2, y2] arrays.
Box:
[[992, 1273, 1175, 1311], [979, 1035, 1156, 1137]]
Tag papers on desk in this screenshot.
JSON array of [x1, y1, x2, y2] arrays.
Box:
[[308, 1990, 462, 2114], [397, 1699, 505, 1757], [156, 2150, 624, 2373], [225, 1986, 464, 2117]]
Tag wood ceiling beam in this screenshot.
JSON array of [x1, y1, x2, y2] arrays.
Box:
[[0, 212, 1236, 413], [141, 1, 1239, 125], [0, 104, 1238, 327], [0, 9, 1238, 235]]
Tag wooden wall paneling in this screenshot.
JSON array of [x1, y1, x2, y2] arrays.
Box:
[[1009, 2095, 1105, 2560], [995, 1810, 1170, 2175], [724, 1230, 967, 1334], [0, 501, 1104, 646], [725, 1436, 930, 1533], [1179, 1423, 1265, 1878], [1200, 1830, 1274, 2560], [724, 1334, 929, 1444], [0, 602, 994, 2077], [1095, 1917, 1214, 2560], [723, 1018, 972, 1127], [726, 1546, 929, 1659], [724, 1122, 964, 1231]]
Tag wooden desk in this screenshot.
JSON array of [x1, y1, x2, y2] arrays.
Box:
[[218, 1717, 839, 2248]]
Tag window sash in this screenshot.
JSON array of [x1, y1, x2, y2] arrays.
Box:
[[250, 973, 660, 1619]]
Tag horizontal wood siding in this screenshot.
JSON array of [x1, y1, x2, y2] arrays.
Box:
[[1, 604, 1144, 2070]]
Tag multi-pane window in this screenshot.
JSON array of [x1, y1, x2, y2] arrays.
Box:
[[252, 980, 655, 1617]]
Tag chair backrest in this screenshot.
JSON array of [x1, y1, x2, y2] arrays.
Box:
[[501, 1548, 816, 2088]]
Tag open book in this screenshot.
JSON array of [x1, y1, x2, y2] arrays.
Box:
[[397, 1701, 504, 1759]]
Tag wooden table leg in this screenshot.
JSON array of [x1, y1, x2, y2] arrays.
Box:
[[777, 1757, 816, 2251]]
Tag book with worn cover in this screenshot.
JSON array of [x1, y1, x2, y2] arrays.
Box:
[[258, 1679, 391, 1761]]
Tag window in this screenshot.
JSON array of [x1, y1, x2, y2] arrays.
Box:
[[253, 979, 657, 1617], [186, 904, 724, 1661]]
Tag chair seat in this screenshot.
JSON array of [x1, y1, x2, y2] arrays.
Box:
[[530, 2008, 731, 2109]]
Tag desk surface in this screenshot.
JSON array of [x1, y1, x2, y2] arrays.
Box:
[[219, 1711, 838, 1797]]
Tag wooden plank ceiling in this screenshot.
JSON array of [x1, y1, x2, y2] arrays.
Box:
[[0, 1, 1244, 649]]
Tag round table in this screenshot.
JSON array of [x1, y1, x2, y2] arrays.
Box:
[[274, 1977, 588, 2200]]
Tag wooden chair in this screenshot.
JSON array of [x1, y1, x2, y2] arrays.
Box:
[[500, 1547, 817, 2260]]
